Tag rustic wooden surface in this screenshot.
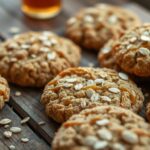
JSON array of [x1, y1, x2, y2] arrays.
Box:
[[0, 0, 150, 149]]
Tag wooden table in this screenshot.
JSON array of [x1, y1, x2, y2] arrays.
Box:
[[0, 0, 150, 149]]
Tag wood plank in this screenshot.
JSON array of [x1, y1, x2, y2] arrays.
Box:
[[9, 85, 59, 144], [0, 105, 50, 150]]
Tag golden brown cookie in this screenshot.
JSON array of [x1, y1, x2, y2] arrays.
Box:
[[52, 106, 150, 150], [66, 3, 141, 51], [0, 31, 81, 87], [0, 76, 10, 110], [114, 24, 150, 77], [41, 67, 144, 123]]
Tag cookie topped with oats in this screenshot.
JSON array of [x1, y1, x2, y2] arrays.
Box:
[[0, 31, 81, 87], [52, 106, 150, 150], [113, 24, 150, 77], [41, 67, 144, 123], [0, 76, 10, 110], [66, 3, 141, 51]]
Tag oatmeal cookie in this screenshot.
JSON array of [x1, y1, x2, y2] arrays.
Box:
[[113, 24, 150, 77], [41, 67, 144, 123], [66, 3, 141, 51], [146, 102, 150, 122], [0, 76, 10, 110], [52, 106, 150, 150], [0, 31, 81, 87]]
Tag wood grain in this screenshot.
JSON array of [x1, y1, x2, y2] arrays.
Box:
[[0, 105, 50, 150]]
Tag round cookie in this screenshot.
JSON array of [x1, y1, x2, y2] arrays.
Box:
[[66, 3, 141, 50], [41, 67, 144, 123], [0, 31, 81, 87], [113, 24, 150, 77], [52, 106, 150, 150], [0, 76, 10, 110]]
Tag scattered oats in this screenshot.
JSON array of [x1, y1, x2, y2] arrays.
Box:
[[47, 52, 56, 60], [129, 37, 137, 42], [3, 131, 12, 138], [86, 89, 95, 98], [87, 80, 95, 86], [122, 130, 138, 144], [65, 78, 77, 83], [88, 62, 94, 67], [67, 17, 77, 25], [102, 47, 111, 54], [90, 93, 99, 101], [15, 91, 21, 96], [108, 15, 118, 24], [9, 27, 20, 34], [21, 138, 29, 143], [74, 84, 83, 90], [4, 124, 10, 128], [63, 83, 73, 88], [95, 78, 104, 84], [21, 44, 30, 49], [40, 47, 49, 52], [84, 15, 94, 23], [140, 35, 150, 42], [108, 87, 120, 94], [84, 136, 98, 146], [139, 47, 150, 56], [97, 128, 112, 141], [38, 121, 45, 126], [112, 143, 125, 150], [93, 141, 108, 150], [118, 72, 128, 80], [96, 119, 110, 126], [10, 127, 22, 133], [9, 145, 16, 150], [0, 118, 12, 125], [101, 96, 111, 102], [80, 101, 86, 108], [21, 117, 30, 124]]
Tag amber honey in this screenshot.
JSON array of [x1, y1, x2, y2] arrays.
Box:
[[22, 0, 61, 19]]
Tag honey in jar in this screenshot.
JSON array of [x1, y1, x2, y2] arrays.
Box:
[[22, 0, 61, 19]]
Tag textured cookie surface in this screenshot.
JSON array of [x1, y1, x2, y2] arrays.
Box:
[[114, 24, 150, 77], [52, 106, 150, 150], [0, 76, 10, 110], [66, 4, 141, 50], [41, 67, 144, 123], [0, 31, 81, 87]]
